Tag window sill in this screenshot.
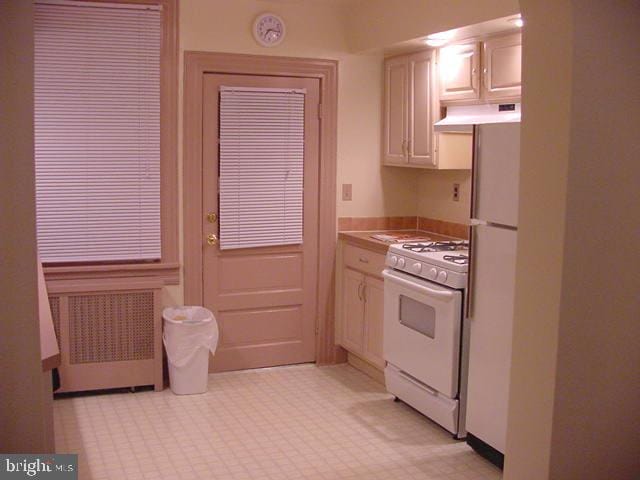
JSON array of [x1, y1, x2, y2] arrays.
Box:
[[43, 262, 180, 285]]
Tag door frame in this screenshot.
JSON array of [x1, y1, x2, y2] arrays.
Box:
[[183, 51, 342, 365]]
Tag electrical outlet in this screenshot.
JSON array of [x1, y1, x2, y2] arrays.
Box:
[[453, 183, 460, 202], [342, 183, 353, 201]]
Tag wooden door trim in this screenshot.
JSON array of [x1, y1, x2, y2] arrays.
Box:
[[183, 51, 342, 365]]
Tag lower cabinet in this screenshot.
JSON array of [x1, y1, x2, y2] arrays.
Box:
[[362, 276, 384, 368], [342, 268, 366, 353], [338, 243, 386, 370]]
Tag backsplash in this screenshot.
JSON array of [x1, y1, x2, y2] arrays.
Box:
[[338, 216, 469, 239], [417, 217, 469, 239], [337, 216, 416, 232]]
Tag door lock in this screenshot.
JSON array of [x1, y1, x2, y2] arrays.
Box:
[[206, 212, 218, 223], [206, 233, 218, 246]]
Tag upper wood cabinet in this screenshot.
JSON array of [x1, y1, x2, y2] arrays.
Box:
[[438, 42, 481, 102], [483, 33, 522, 101], [384, 50, 437, 168], [384, 56, 408, 165], [439, 32, 522, 104]]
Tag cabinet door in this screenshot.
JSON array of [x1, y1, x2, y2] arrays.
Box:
[[483, 33, 522, 101], [341, 268, 365, 354], [408, 50, 436, 166], [439, 42, 480, 102], [383, 56, 408, 165], [363, 276, 385, 369]]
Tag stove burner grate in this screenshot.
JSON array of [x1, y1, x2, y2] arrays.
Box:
[[443, 254, 469, 265], [402, 240, 469, 252]]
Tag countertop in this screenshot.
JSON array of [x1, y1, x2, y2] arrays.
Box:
[[338, 230, 460, 255]]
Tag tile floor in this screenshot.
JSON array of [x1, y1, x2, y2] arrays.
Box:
[[54, 364, 502, 480]]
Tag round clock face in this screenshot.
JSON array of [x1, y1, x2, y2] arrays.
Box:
[[253, 13, 285, 47]]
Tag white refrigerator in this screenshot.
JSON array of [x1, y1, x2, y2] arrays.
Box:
[[465, 121, 520, 462]]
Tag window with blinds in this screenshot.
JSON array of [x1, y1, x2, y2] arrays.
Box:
[[34, 0, 161, 263], [219, 87, 305, 250]]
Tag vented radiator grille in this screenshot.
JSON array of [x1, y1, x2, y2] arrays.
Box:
[[48, 296, 61, 344], [68, 292, 154, 364]]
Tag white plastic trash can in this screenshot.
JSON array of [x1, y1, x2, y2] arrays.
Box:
[[163, 306, 219, 395]]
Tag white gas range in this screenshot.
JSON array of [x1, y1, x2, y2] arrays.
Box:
[[382, 240, 470, 438]]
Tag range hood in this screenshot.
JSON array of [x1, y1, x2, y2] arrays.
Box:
[[434, 103, 521, 133]]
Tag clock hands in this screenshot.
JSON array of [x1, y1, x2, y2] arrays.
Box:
[[264, 28, 281, 42]]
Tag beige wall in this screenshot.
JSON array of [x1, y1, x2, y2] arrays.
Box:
[[547, 1, 640, 477], [416, 170, 471, 223], [503, 0, 572, 476], [346, 0, 519, 52], [0, 0, 54, 453], [506, 1, 640, 478]]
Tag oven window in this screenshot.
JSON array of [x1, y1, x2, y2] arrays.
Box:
[[399, 295, 436, 339]]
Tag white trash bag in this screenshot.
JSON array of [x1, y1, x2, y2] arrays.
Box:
[[163, 306, 219, 395]]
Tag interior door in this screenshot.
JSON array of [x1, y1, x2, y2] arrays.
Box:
[[202, 73, 320, 372]]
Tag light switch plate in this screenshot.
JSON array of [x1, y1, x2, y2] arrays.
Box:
[[342, 183, 353, 201]]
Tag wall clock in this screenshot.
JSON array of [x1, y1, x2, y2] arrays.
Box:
[[253, 13, 286, 47]]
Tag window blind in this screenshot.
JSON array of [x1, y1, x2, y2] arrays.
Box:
[[219, 87, 305, 250], [34, 0, 161, 263]]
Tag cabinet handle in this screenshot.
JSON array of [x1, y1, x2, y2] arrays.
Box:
[[362, 284, 367, 303], [358, 256, 369, 264], [357, 282, 364, 301]]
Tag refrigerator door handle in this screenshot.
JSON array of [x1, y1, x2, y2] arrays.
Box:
[[465, 223, 479, 319], [470, 125, 480, 221]]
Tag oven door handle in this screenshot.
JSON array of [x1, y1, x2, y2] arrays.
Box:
[[382, 269, 456, 300]]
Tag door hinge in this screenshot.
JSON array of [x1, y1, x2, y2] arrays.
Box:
[[318, 103, 323, 119]]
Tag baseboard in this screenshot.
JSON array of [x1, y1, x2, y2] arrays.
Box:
[[466, 432, 504, 469], [347, 353, 385, 385]]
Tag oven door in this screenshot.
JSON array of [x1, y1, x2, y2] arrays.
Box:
[[383, 268, 462, 398]]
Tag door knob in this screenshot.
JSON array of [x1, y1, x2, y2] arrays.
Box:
[[206, 233, 218, 246]]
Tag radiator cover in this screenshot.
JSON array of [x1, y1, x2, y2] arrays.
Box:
[[47, 278, 163, 393]]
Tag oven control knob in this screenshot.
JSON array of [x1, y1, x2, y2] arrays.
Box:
[[428, 267, 438, 280], [397, 258, 406, 268], [389, 255, 398, 267], [412, 262, 422, 273], [437, 270, 448, 283]]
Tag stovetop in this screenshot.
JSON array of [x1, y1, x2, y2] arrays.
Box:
[[402, 240, 469, 254], [393, 241, 469, 269], [386, 241, 469, 289]]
